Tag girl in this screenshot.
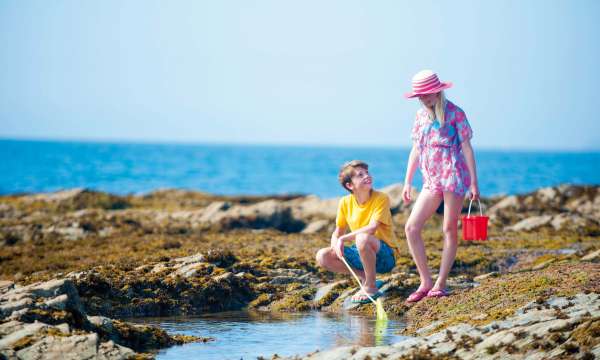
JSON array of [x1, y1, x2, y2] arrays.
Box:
[[402, 69, 479, 302]]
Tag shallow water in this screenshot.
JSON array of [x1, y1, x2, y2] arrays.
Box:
[[129, 310, 409, 360]]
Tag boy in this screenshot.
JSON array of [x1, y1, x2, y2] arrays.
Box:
[[316, 160, 399, 303]]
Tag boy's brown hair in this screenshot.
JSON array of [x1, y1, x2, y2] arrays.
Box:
[[338, 160, 369, 193]]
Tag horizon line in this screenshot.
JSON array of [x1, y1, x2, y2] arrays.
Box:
[[1, 135, 599, 153]]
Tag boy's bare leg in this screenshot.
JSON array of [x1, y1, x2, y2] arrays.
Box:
[[316, 248, 367, 282], [433, 191, 463, 291], [353, 234, 381, 300], [404, 189, 443, 292]]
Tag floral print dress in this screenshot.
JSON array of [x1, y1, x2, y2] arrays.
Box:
[[411, 100, 473, 196]]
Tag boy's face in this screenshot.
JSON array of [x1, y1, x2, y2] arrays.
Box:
[[347, 167, 372, 193]]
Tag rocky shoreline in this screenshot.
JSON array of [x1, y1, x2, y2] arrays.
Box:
[[0, 184, 599, 359]]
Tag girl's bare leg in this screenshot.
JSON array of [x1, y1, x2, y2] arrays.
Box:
[[404, 189, 443, 291], [432, 191, 464, 291]]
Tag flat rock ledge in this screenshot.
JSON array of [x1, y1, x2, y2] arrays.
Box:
[[0, 278, 204, 360], [285, 293, 600, 360]]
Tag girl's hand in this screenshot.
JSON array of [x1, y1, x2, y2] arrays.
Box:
[[470, 184, 480, 201], [334, 236, 345, 260], [402, 184, 412, 204]]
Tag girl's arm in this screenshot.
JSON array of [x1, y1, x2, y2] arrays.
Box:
[[402, 144, 420, 203], [461, 139, 480, 200]]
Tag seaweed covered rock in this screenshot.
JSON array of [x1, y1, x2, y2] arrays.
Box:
[[488, 185, 600, 234], [0, 277, 202, 359], [71, 252, 255, 318], [19, 188, 130, 213], [205, 199, 306, 233]]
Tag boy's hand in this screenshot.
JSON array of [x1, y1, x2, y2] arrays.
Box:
[[402, 184, 412, 204], [334, 236, 345, 260]]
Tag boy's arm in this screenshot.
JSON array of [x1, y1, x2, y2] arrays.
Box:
[[333, 221, 380, 259], [337, 219, 379, 243], [331, 225, 346, 259], [331, 226, 345, 248]]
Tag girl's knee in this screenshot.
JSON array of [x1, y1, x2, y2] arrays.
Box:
[[442, 220, 459, 235], [405, 221, 421, 238]]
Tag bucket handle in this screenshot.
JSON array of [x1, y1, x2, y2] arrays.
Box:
[[467, 198, 483, 217]]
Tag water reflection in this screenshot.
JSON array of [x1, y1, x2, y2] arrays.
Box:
[[129, 310, 409, 360]]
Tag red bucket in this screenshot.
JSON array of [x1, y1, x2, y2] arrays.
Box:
[[461, 199, 489, 241]]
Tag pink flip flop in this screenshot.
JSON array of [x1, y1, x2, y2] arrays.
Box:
[[405, 289, 430, 303], [426, 289, 450, 298]]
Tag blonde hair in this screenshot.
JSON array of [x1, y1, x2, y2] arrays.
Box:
[[338, 160, 368, 193], [434, 91, 447, 127], [421, 91, 447, 126]]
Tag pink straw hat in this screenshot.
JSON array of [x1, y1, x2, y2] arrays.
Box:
[[404, 70, 453, 98]]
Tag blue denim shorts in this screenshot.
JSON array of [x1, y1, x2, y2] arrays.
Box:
[[343, 240, 396, 274]]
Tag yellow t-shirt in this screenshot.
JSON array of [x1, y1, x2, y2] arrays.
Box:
[[335, 190, 400, 256]]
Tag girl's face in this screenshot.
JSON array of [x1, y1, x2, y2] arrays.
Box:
[[418, 93, 439, 108]]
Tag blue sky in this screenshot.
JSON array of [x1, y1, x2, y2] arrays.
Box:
[[1, 0, 598, 150]]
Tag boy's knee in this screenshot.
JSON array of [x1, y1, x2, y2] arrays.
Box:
[[356, 233, 374, 252], [315, 248, 329, 267]]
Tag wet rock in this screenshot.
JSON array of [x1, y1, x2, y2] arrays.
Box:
[[381, 183, 417, 213], [288, 195, 338, 220], [0, 297, 33, 317], [269, 287, 316, 312], [287, 293, 600, 359], [198, 201, 230, 223], [43, 294, 69, 310], [532, 257, 557, 270], [297, 345, 357, 360], [582, 249, 600, 262], [415, 320, 444, 336], [88, 315, 114, 333], [313, 280, 348, 307], [43, 225, 86, 241], [55, 323, 70, 334], [486, 185, 600, 231], [173, 253, 206, 265], [550, 213, 599, 232], [21, 188, 130, 212], [473, 272, 498, 282], [506, 215, 553, 231], [0, 321, 48, 350], [74, 259, 254, 318], [170, 263, 205, 278], [488, 195, 520, 213], [472, 313, 488, 321], [204, 249, 237, 267], [208, 199, 306, 232], [0, 276, 200, 358], [15, 333, 134, 360], [0, 203, 16, 218], [301, 219, 330, 234]]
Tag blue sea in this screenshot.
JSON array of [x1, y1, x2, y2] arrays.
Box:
[[0, 139, 598, 198]]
